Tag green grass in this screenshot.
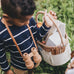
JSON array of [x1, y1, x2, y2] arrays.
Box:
[[0, 0, 74, 74]]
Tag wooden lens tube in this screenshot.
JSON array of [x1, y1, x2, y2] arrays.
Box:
[[23, 47, 42, 69]]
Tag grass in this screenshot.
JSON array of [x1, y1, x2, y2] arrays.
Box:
[[0, 0, 74, 74]]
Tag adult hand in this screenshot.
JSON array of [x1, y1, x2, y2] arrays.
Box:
[[49, 10, 57, 19]]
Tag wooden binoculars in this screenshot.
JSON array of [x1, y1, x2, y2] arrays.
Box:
[[23, 47, 42, 69]]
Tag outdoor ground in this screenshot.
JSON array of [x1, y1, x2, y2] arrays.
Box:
[[0, 0, 74, 74]]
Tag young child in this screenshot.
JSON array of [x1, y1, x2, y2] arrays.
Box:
[[65, 51, 74, 74], [0, 0, 57, 74]]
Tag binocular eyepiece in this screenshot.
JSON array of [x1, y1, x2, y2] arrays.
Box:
[[23, 47, 42, 69]]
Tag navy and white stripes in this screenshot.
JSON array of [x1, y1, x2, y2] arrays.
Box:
[[0, 17, 50, 71]]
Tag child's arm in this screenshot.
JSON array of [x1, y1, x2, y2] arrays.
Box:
[[30, 17, 51, 41], [0, 39, 10, 72]]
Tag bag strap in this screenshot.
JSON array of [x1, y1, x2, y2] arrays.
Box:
[[2, 18, 38, 58]]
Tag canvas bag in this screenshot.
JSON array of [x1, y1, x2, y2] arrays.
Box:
[[36, 11, 71, 66]]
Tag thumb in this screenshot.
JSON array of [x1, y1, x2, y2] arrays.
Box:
[[43, 10, 47, 22], [44, 10, 53, 27], [44, 10, 47, 19]]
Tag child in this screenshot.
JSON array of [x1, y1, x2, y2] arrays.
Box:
[[65, 51, 74, 74], [65, 58, 74, 74], [0, 0, 57, 74]]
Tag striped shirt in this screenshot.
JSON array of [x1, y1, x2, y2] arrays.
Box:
[[0, 17, 50, 71]]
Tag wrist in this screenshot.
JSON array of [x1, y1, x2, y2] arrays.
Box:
[[45, 21, 51, 28]]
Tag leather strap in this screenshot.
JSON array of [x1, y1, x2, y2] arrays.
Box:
[[26, 24, 38, 50], [2, 18, 23, 57]]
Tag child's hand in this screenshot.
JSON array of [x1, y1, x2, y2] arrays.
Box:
[[44, 10, 57, 27], [5, 70, 14, 74]]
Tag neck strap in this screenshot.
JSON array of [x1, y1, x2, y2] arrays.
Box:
[[26, 24, 38, 50]]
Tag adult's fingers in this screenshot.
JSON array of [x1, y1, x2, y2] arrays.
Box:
[[54, 16, 57, 19], [49, 10, 56, 16], [47, 13, 57, 20]]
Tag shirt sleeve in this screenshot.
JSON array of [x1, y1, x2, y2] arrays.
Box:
[[0, 39, 10, 71], [30, 17, 51, 41]]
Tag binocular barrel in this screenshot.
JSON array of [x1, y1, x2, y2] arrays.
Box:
[[23, 47, 42, 69]]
